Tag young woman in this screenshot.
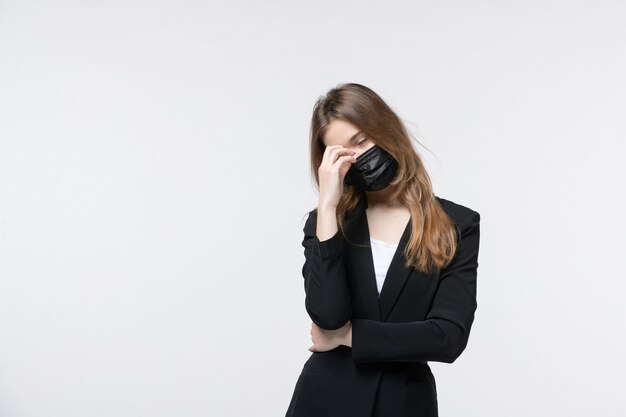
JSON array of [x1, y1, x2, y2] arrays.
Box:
[[285, 83, 481, 417]]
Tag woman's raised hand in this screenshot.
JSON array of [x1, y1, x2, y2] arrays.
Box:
[[318, 145, 357, 210]]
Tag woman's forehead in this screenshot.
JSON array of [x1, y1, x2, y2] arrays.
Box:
[[323, 119, 362, 147]]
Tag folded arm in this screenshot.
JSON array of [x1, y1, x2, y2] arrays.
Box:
[[351, 211, 481, 364], [301, 209, 353, 330]]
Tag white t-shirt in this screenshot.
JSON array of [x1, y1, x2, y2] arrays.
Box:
[[369, 237, 398, 297]]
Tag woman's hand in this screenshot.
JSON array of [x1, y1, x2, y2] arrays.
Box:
[[308, 320, 352, 352], [318, 145, 357, 210]]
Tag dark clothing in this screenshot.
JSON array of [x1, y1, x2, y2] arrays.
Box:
[[285, 196, 481, 417]]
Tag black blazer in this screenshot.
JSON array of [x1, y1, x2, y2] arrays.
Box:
[[285, 196, 481, 417]]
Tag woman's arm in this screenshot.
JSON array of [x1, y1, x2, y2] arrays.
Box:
[[350, 211, 481, 364], [301, 207, 353, 330]]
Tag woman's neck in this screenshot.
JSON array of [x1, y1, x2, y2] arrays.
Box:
[[364, 184, 403, 208]]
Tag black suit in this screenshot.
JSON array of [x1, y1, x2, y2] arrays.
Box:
[[285, 196, 481, 417]]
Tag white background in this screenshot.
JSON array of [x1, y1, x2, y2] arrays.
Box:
[[1, 1, 625, 416]]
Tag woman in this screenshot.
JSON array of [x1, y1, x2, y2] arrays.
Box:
[[285, 83, 481, 417]]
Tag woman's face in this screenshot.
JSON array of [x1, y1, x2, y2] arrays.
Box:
[[322, 119, 375, 158]]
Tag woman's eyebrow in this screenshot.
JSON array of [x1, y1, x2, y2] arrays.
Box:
[[348, 130, 364, 143]]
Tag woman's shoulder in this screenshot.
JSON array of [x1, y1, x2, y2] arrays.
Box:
[[434, 195, 480, 225]]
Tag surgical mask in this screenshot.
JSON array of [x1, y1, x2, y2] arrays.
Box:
[[344, 144, 398, 191]]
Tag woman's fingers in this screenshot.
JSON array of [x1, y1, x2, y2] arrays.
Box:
[[333, 155, 358, 179], [317, 145, 358, 209], [318, 148, 357, 191], [310, 322, 318, 351], [320, 146, 355, 169], [321, 145, 345, 165]]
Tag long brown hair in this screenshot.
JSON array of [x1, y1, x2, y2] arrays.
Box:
[[307, 82, 458, 275]]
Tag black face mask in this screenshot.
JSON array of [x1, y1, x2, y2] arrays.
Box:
[[344, 144, 398, 191]]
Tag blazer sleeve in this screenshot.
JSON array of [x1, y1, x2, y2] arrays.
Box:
[[351, 210, 480, 364], [301, 209, 353, 330]]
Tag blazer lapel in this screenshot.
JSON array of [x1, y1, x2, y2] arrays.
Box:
[[346, 197, 414, 322]]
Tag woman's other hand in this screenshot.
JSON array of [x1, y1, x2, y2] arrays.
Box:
[[308, 320, 352, 352]]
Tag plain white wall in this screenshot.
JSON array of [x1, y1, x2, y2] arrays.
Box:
[[1, 1, 625, 416]]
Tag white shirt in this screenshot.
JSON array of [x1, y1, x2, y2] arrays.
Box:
[[369, 237, 398, 297]]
